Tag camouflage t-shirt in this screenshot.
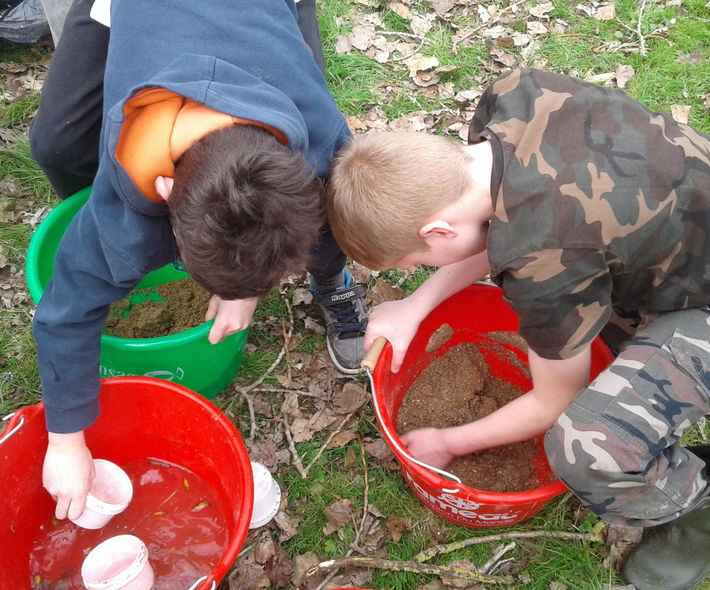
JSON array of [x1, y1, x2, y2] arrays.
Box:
[[468, 68, 710, 360]]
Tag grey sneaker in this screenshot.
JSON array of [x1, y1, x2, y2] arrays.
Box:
[[310, 272, 368, 374]]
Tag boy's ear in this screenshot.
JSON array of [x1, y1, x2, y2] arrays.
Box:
[[418, 220, 457, 240], [155, 176, 175, 201]]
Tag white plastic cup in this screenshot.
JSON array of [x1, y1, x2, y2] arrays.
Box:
[[249, 461, 281, 529], [71, 459, 134, 530], [81, 534, 154, 590]]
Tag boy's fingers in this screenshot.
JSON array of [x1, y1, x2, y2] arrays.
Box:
[[390, 353, 403, 373], [208, 323, 225, 344], [205, 297, 219, 321], [54, 497, 69, 520], [67, 495, 87, 521]]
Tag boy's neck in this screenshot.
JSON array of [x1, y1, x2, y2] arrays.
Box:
[[462, 140, 494, 223]]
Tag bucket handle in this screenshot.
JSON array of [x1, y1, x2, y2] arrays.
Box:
[[361, 338, 462, 494], [0, 412, 25, 445], [186, 576, 215, 590]]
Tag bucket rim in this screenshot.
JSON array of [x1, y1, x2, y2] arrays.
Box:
[[99, 376, 253, 585], [373, 340, 569, 504], [26, 186, 93, 305], [25, 188, 247, 347]]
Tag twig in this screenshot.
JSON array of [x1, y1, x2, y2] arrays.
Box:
[[307, 556, 513, 584], [252, 387, 321, 398], [282, 297, 294, 385], [241, 391, 257, 442], [378, 30, 427, 41], [388, 38, 428, 62], [313, 442, 371, 590], [282, 413, 308, 478], [479, 542, 516, 575], [350, 441, 371, 554], [616, 0, 651, 57], [224, 288, 295, 423], [636, 0, 649, 57], [303, 411, 357, 474], [414, 530, 600, 563]]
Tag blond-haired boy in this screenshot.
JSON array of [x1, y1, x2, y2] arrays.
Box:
[[328, 68, 710, 589]]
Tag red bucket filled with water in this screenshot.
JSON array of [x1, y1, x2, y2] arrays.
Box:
[[0, 376, 253, 589], [364, 283, 614, 528]]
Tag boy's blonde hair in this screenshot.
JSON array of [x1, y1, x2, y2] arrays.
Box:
[[327, 131, 470, 269]]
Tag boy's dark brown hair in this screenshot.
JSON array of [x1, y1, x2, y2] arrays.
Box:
[[169, 125, 323, 299], [327, 131, 470, 269]]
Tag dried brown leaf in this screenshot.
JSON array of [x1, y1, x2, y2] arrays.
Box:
[[274, 511, 301, 542], [385, 514, 412, 542], [594, 3, 616, 20], [670, 104, 691, 124], [364, 437, 399, 470], [332, 381, 368, 414], [265, 542, 293, 587], [388, 1, 413, 19], [367, 278, 408, 306], [323, 498, 354, 534]]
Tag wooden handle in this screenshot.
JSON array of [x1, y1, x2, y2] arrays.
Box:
[[360, 337, 387, 372]]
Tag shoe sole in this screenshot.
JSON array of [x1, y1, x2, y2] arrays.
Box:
[[326, 339, 361, 375]]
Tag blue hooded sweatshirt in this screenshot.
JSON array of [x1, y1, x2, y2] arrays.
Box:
[[32, 0, 352, 433]]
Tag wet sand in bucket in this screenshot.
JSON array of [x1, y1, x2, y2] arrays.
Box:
[[397, 338, 547, 493]]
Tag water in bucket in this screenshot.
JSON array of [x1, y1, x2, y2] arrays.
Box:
[[29, 458, 228, 589]]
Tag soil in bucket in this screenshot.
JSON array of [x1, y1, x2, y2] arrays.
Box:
[[28, 458, 228, 589], [396, 326, 551, 493], [103, 278, 210, 338]]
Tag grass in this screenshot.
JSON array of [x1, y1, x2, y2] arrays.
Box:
[[1, 2, 709, 589]]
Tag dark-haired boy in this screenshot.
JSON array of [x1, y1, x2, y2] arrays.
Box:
[[327, 69, 710, 589], [32, 0, 367, 524]]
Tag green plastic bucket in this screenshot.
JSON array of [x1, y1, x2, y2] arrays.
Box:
[[25, 187, 248, 398]]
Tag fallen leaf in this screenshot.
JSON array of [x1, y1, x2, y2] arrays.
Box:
[[367, 278, 407, 306], [615, 64, 635, 89], [265, 542, 293, 587], [254, 536, 277, 564], [335, 34, 352, 54], [323, 498, 354, 534], [404, 53, 439, 77], [431, 0, 455, 14], [327, 429, 358, 448], [292, 552, 322, 589], [670, 104, 691, 124], [385, 514, 411, 542], [387, 1, 412, 19], [364, 437, 399, 470], [274, 511, 301, 542], [332, 382, 369, 414], [594, 3, 616, 20], [529, 2, 555, 18]]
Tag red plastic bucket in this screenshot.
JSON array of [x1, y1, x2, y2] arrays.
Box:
[[368, 283, 614, 528], [0, 376, 253, 589]]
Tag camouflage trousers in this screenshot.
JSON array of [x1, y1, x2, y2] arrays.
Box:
[[544, 307, 710, 527]]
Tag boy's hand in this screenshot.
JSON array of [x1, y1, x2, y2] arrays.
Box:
[[401, 427, 456, 469], [43, 431, 95, 520], [205, 295, 258, 344], [364, 298, 426, 372]]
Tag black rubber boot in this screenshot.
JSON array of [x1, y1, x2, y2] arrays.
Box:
[[622, 494, 710, 589]]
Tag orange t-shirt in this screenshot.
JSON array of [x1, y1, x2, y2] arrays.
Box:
[[115, 88, 288, 201]]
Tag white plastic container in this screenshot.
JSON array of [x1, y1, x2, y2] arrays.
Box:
[[81, 534, 154, 590], [249, 461, 281, 528], [71, 459, 133, 530]]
